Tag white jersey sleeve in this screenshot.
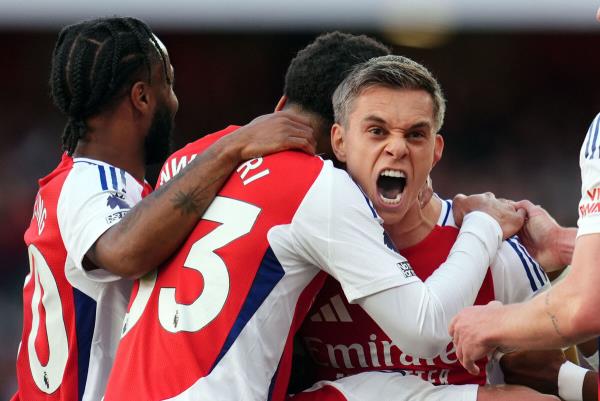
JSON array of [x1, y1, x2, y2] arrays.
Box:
[[578, 113, 600, 237], [492, 236, 550, 304], [57, 158, 145, 282], [288, 161, 419, 302], [282, 162, 502, 358]]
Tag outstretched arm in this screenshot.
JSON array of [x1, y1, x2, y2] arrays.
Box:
[[450, 233, 600, 375], [88, 111, 315, 278]]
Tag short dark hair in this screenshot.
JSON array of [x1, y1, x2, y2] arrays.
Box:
[[50, 17, 169, 155], [333, 55, 446, 131], [283, 32, 391, 125]]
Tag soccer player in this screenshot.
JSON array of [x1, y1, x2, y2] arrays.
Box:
[[104, 32, 525, 401], [14, 17, 315, 401], [296, 55, 596, 401]]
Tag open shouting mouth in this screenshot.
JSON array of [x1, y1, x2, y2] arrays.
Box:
[[377, 169, 407, 205]]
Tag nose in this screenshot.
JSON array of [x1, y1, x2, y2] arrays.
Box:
[[384, 137, 408, 159]]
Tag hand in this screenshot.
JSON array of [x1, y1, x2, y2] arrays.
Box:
[[418, 175, 434, 209], [229, 111, 316, 160], [514, 200, 570, 272], [449, 300, 504, 376], [453, 193, 526, 239]]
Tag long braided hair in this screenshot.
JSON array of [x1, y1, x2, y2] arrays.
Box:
[[50, 17, 169, 155]]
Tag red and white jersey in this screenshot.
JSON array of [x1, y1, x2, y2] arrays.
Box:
[[15, 154, 151, 401], [105, 126, 417, 401], [299, 198, 549, 386], [578, 112, 600, 237]]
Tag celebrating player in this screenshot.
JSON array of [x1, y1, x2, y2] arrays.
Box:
[[14, 17, 316, 401], [104, 32, 525, 401], [296, 55, 596, 401]]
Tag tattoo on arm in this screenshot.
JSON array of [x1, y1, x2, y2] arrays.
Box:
[[544, 291, 568, 342], [171, 187, 205, 216]]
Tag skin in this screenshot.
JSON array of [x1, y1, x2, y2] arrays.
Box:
[[331, 84, 566, 401], [332, 86, 444, 234], [76, 36, 317, 278]]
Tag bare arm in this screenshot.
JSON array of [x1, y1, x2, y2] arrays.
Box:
[[514, 200, 576, 272], [450, 233, 600, 375], [87, 112, 315, 278]]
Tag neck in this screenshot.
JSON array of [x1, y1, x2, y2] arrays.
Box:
[[384, 196, 442, 250], [72, 118, 146, 182]]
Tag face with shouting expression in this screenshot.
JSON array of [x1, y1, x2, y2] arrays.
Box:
[[332, 85, 443, 225]]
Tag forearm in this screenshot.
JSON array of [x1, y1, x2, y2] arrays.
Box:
[[359, 212, 501, 358], [89, 134, 244, 278], [486, 235, 600, 351], [485, 283, 590, 352]]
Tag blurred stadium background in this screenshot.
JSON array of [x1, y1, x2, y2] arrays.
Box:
[[1, 0, 600, 396]]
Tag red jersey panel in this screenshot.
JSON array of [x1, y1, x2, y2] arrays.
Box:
[[16, 155, 86, 401], [105, 127, 327, 401], [16, 153, 153, 401], [299, 224, 494, 386]]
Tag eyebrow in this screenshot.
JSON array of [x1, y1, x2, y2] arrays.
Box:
[[362, 115, 387, 125], [362, 115, 433, 131]]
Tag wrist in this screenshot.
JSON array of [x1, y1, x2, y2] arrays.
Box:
[[557, 360, 587, 401], [214, 130, 246, 164], [555, 227, 576, 266], [485, 305, 516, 353], [462, 211, 503, 255]]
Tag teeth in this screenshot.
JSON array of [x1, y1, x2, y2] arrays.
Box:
[[380, 169, 406, 178], [379, 192, 402, 205]]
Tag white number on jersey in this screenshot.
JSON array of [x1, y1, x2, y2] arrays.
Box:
[[26, 245, 69, 393], [121, 196, 261, 336]]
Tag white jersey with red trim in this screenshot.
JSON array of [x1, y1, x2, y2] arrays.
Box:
[[578, 112, 600, 237], [104, 126, 418, 401], [298, 198, 548, 386], [14, 154, 151, 401]]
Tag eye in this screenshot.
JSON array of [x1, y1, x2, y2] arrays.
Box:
[[407, 131, 426, 139], [368, 127, 384, 136]]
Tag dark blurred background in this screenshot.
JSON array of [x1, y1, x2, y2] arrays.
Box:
[[1, 1, 600, 396]]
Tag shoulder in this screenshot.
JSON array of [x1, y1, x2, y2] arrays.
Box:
[[66, 158, 130, 193], [580, 112, 600, 161], [493, 236, 549, 299]]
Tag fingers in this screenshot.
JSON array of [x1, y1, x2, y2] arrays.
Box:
[[275, 110, 314, 127], [281, 136, 317, 155], [463, 355, 480, 376], [514, 199, 535, 210], [454, 336, 481, 376]]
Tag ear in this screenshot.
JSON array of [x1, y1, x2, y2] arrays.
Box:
[[130, 81, 154, 115], [331, 123, 347, 162], [432, 134, 444, 167], [274, 95, 287, 112]]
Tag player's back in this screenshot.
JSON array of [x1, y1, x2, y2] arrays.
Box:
[[105, 127, 327, 401]]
